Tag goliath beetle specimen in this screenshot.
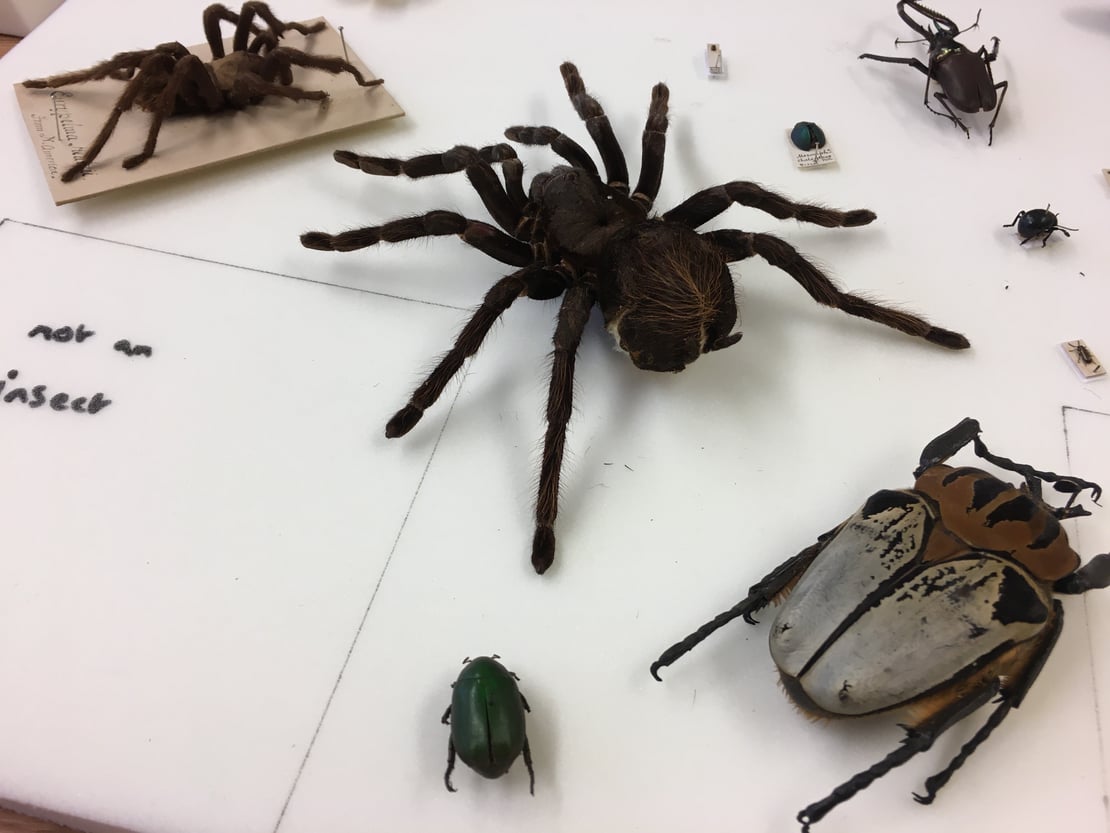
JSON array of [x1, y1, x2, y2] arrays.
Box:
[[1003, 205, 1077, 247], [859, 2, 1008, 145], [21, 2, 382, 182], [442, 656, 535, 794], [651, 417, 1110, 831], [302, 61, 970, 574]]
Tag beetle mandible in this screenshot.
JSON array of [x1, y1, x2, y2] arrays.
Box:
[[650, 417, 1110, 831], [442, 655, 535, 794], [859, 1, 1008, 145], [1002, 205, 1077, 247]]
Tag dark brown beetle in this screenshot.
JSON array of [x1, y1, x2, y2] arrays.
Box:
[[860, 1, 1008, 144]]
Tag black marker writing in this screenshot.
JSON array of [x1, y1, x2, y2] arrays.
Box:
[[0, 369, 111, 415], [114, 339, 153, 358], [28, 323, 95, 343]]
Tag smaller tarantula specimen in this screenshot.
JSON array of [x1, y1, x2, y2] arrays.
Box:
[[22, 2, 382, 182], [302, 62, 970, 575]]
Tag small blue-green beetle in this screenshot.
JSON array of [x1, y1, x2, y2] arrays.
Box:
[[790, 121, 826, 151], [442, 656, 535, 793]]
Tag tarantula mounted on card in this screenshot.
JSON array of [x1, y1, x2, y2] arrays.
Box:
[[21, 2, 382, 182], [302, 62, 971, 575]]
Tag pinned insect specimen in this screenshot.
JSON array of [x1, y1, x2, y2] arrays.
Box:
[[860, 1, 1008, 145], [651, 417, 1110, 830], [1062, 340, 1105, 380], [790, 122, 826, 151], [302, 61, 970, 574], [21, 2, 382, 182]]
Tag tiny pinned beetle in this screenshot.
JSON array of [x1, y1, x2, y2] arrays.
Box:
[[442, 655, 535, 794], [651, 417, 1110, 831], [1003, 205, 1077, 247], [790, 122, 827, 152]]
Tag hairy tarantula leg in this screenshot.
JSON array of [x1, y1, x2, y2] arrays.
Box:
[[632, 82, 670, 208], [704, 230, 971, 350], [664, 182, 877, 230], [262, 47, 382, 88], [504, 126, 599, 178], [559, 62, 630, 191], [300, 211, 532, 266], [56, 50, 180, 183], [231, 2, 325, 52], [21, 45, 183, 89], [122, 54, 223, 171], [204, 4, 247, 58], [533, 284, 596, 574], [479, 144, 528, 212], [331, 146, 520, 236], [385, 266, 552, 439]]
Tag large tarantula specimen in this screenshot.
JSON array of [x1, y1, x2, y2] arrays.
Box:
[[302, 62, 970, 575], [22, 2, 382, 182]]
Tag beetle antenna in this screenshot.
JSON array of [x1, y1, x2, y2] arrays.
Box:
[[957, 9, 982, 36]]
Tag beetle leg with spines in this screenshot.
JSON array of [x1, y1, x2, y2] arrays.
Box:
[[797, 680, 1003, 831], [649, 536, 832, 680]]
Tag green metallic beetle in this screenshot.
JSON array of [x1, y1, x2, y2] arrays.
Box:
[[790, 121, 827, 151], [441, 656, 535, 793]]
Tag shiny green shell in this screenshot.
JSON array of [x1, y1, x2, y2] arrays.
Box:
[[790, 121, 826, 151], [450, 656, 526, 778]]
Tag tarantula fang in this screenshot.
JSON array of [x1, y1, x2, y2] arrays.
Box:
[[22, 2, 383, 182], [301, 62, 970, 575]]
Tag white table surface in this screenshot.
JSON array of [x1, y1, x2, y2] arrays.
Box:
[[1, 2, 1108, 833]]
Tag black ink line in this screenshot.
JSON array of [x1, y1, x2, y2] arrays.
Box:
[[0, 219, 470, 314], [1061, 403, 1110, 829], [271, 380, 468, 833]]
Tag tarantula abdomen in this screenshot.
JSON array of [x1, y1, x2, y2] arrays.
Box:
[[602, 222, 743, 371]]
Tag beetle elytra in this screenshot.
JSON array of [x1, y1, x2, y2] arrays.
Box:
[[442, 655, 535, 794]]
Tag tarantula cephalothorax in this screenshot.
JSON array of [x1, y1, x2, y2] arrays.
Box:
[[22, 2, 382, 182], [302, 62, 970, 575]]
